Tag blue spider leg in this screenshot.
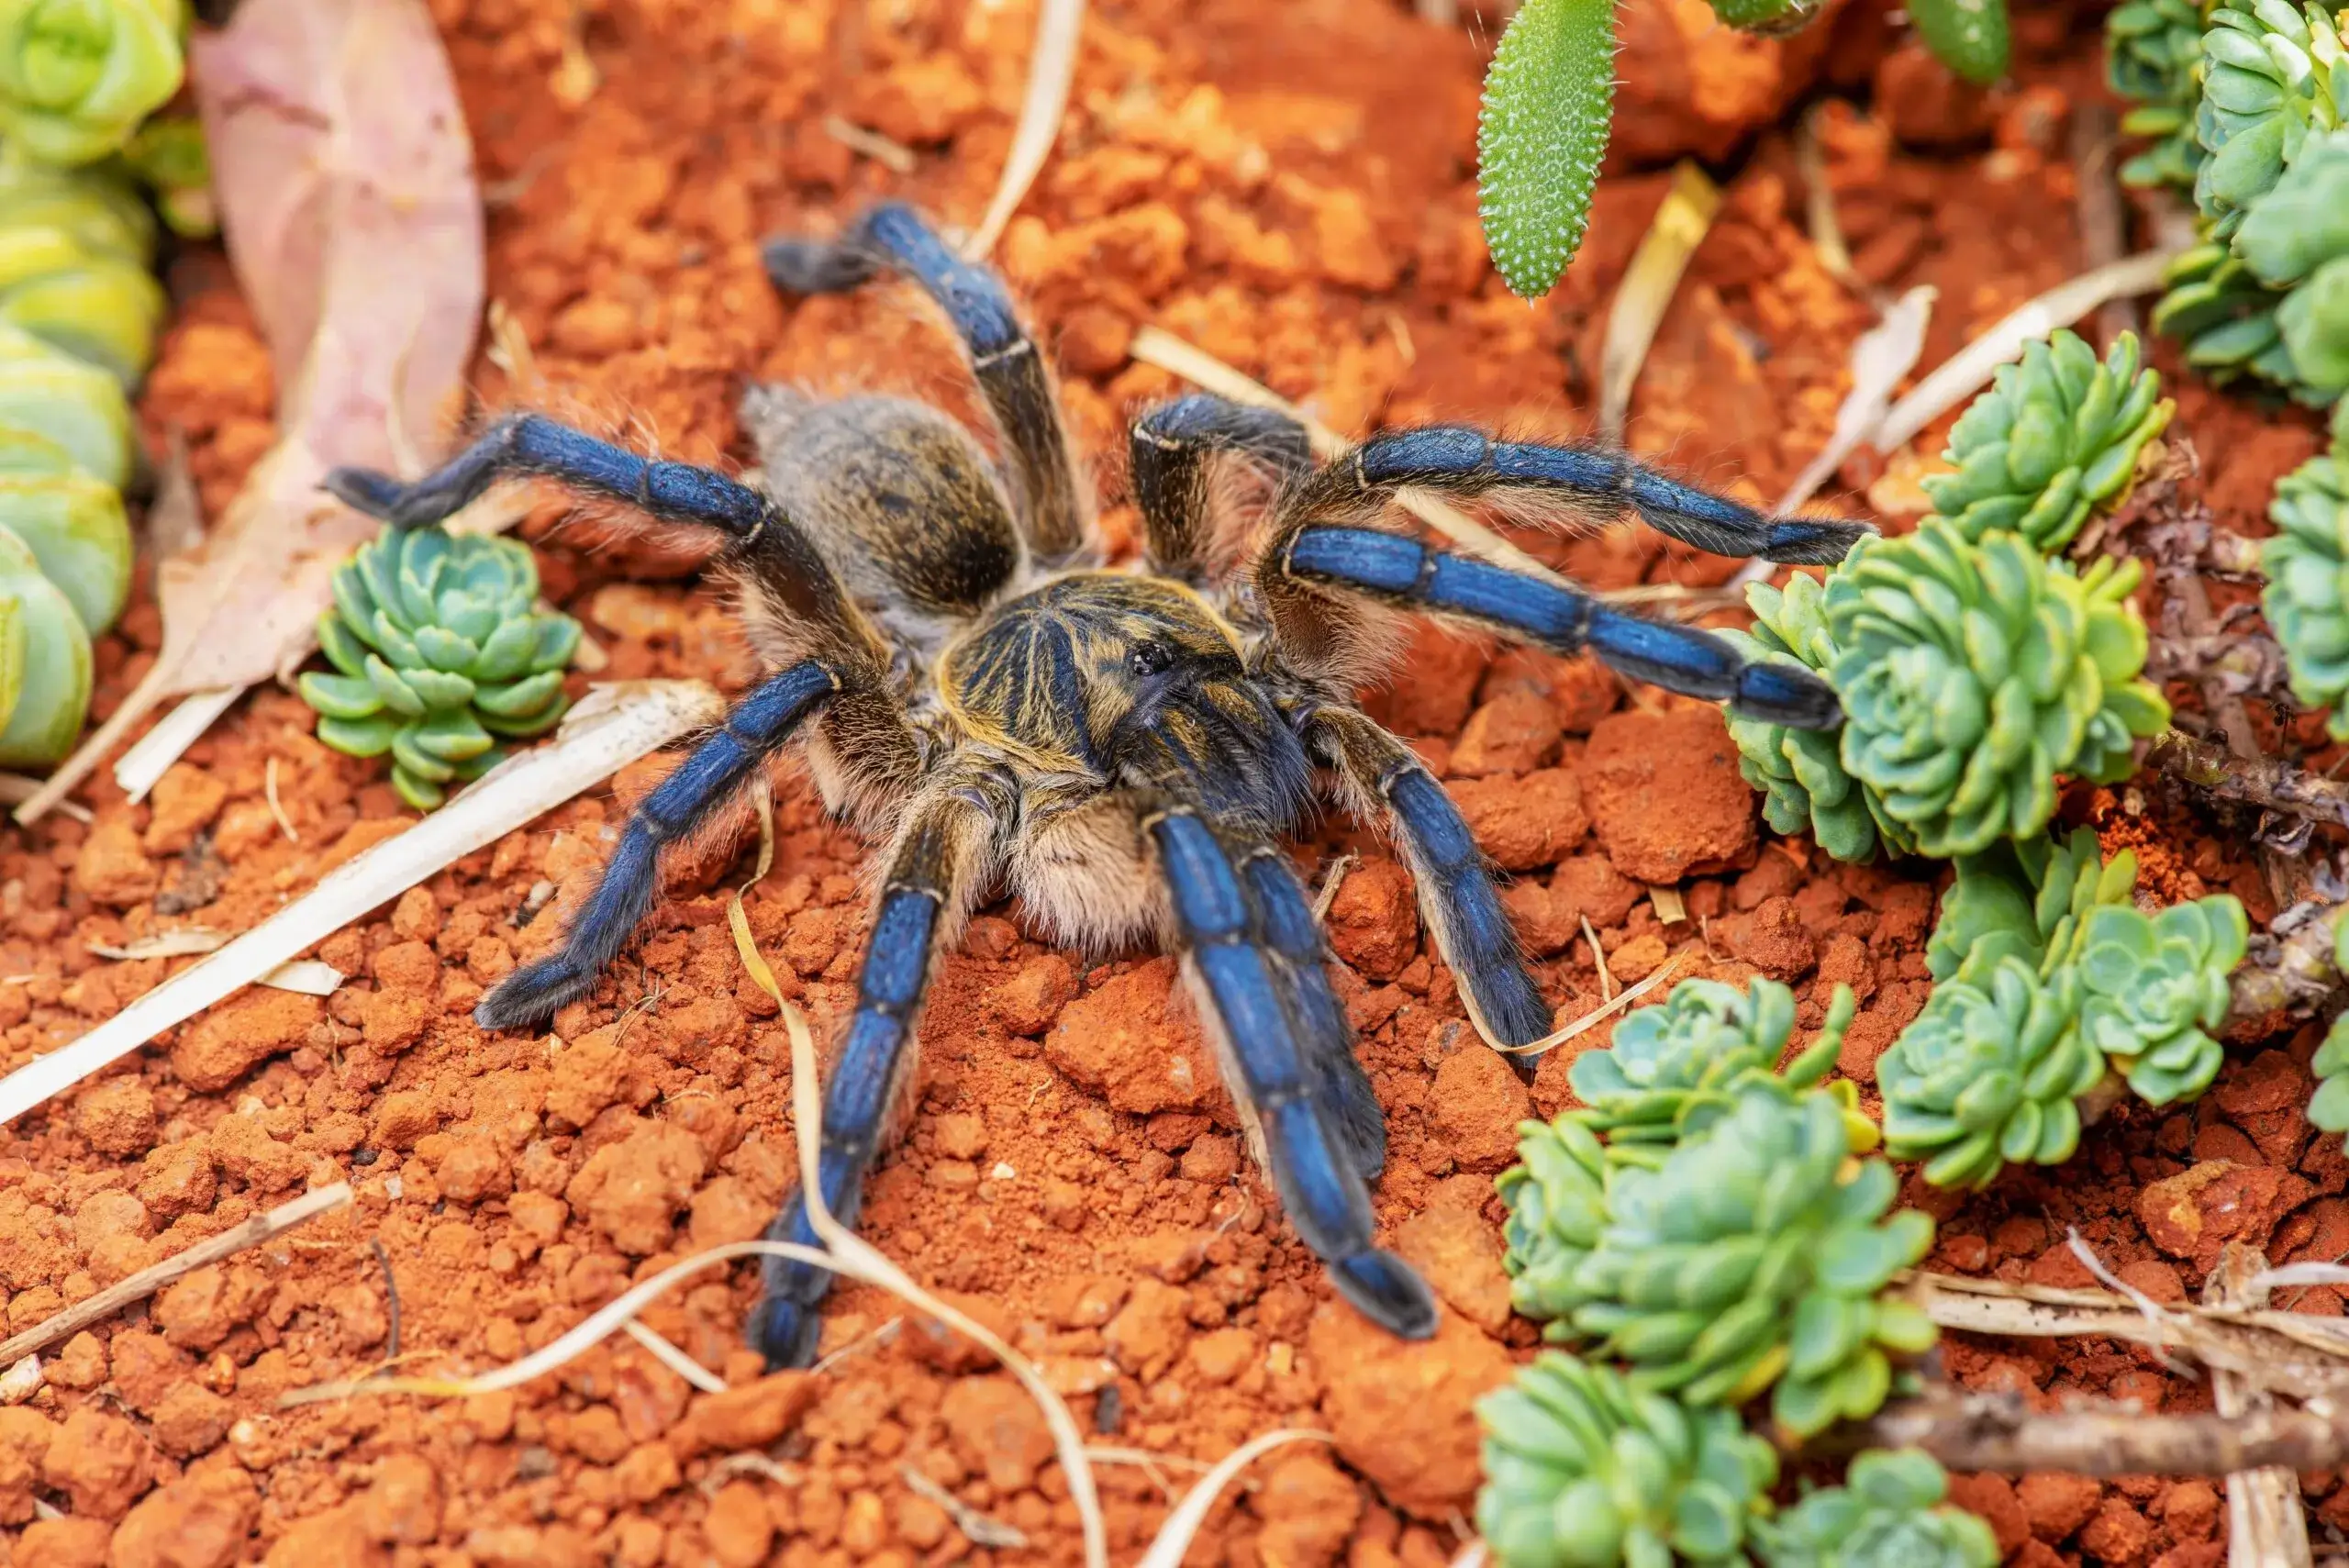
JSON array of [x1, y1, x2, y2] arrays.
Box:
[[1129, 394, 1316, 578], [1281, 526, 1842, 730], [1305, 706, 1553, 1073], [1148, 806, 1436, 1338], [474, 662, 841, 1032], [763, 202, 1087, 563], [1297, 426, 1872, 566], [1235, 845, 1386, 1181], [751, 784, 998, 1368], [325, 414, 771, 538]]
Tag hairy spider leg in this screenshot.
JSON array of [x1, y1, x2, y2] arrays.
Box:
[[1281, 526, 1842, 729], [1235, 845, 1386, 1180], [1129, 393, 1317, 578], [1289, 426, 1874, 566], [476, 662, 842, 1031], [763, 202, 1088, 564], [751, 784, 998, 1368], [1148, 806, 1437, 1338], [1307, 706, 1553, 1067]]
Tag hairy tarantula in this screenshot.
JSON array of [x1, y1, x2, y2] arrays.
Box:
[[324, 203, 1865, 1370]]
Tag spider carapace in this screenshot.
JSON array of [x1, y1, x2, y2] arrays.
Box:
[[324, 203, 1869, 1369]]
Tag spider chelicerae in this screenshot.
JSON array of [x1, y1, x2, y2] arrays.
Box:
[[325, 203, 1865, 1370]]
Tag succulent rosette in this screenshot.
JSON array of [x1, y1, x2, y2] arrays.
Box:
[[298, 526, 582, 811], [2263, 409, 2349, 733], [1923, 828, 2139, 985], [1878, 957, 2103, 1189], [2075, 898, 2249, 1106], [1567, 977, 1853, 1146], [2107, 0, 2210, 190], [1499, 1114, 1613, 1329], [1563, 1086, 1937, 1437], [1920, 330, 2174, 552], [1718, 573, 1916, 865], [2193, 0, 2347, 239], [2233, 131, 2349, 402], [2154, 240, 2299, 391], [1476, 1351, 1778, 1568], [1753, 1450, 2001, 1568], [0, 0, 184, 166], [0, 518, 87, 765], [1823, 520, 2169, 859]]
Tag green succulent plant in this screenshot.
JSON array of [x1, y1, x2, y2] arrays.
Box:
[[1560, 1086, 1938, 1437], [0, 0, 184, 167], [0, 159, 161, 384], [1921, 331, 2175, 552], [0, 423, 128, 634], [1476, 1351, 1779, 1568], [2194, 0, 2347, 240], [1907, 0, 2011, 83], [297, 526, 582, 811], [2234, 130, 2349, 402], [2263, 406, 2349, 733], [2310, 1011, 2349, 1139], [2153, 240, 2300, 392], [1824, 520, 2170, 859], [117, 112, 211, 239], [1500, 1113, 1614, 1329], [0, 318, 130, 488], [1879, 956, 2103, 1189], [2075, 897, 2249, 1105], [0, 518, 88, 766], [1568, 977, 1854, 1146], [1753, 1450, 2000, 1568], [2108, 0, 2211, 189], [1718, 574, 1917, 865], [1924, 827, 2140, 984]]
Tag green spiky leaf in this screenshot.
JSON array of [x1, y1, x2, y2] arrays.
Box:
[[1475, 0, 1616, 301]]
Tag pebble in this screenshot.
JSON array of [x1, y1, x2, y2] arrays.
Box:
[[1395, 1203, 1514, 1334], [1045, 958, 1228, 1117], [1308, 1303, 1513, 1518], [941, 1374, 1054, 1490], [2137, 1160, 2312, 1273], [2018, 1472, 2104, 1541], [1326, 861, 1420, 980], [1579, 707, 1757, 884], [673, 1373, 819, 1456], [996, 952, 1076, 1035], [703, 1480, 774, 1568], [1448, 690, 1563, 776], [1431, 1048, 1532, 1172], [1105, 1277, 1192, 1379], [565, 1120, 708, 1255], [71, 815, 159, 907], [1254, 1453, 1363, 1568], [170, 992, 323, 1093], [108, 1466, 258, 1568], [41, 1407, 153, 1518], [15, 1518, 114, 1568], [1450, 769, 1588, 871]]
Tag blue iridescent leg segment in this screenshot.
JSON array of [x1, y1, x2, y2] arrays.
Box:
[[751, 789, 993, 1368], [1130, 394, 1315, 576], [1300, 426, 1872, 566], [1306, 706, 1553, 1073], [325, 414, 773, 539], [474, 662, 840, 1031], [1149, 807, 1435, 1338], [1282, 525, 1842, 728], [1238, 846, 1386, 1180], [763, 202, 1086, 562]]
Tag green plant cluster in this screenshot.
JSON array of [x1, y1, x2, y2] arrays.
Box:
[[2258, 404, 2349, 734], [0, 0, 185, 166], [0, 157, 163, 768], [1722, 516, 2167, 864], [1484, 976, 1963, 1567], [1881, 828, 2249, 1188], [2107, 0, 2212, 190], [1475, 0, 2005, 301], [1750, 1450, 1999, 1568], [1498, 978, 1933, 1440], [297, 526, 582, 811], [2141, 4, 2349, 404]]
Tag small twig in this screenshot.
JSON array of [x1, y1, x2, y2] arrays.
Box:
[[0, 1183, 351, 1363], [264, 756, 300, 843], [1497, 953, 1683, 1057], [1599, 161, 1720, 443], [2207, 1246, 2315, 1568], [2071, 105, 2142, 347], [2234, 898, 2349, 1022], [1311, 853, 1356, 922], [1859, 1389, 2349, 1476], [902, 1465, 1029, 1550], [370, 1237, 401, 1362], [623, 1319, 726, 1395], [2146, 730, 2349, 829], [1580, 915, 1615, 1002], [964, 0, 1085, 256], [820, 117, 916, 175], [1794, 103, 1862, 294], [0, 773, 90, 824], [1135, 1430, 1333, 1568]]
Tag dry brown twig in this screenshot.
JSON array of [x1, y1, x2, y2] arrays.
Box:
[[2207, 1247, 2315, 1567], [1860, 1390, 2349, 1476], [0, 1183, 351, 1367]]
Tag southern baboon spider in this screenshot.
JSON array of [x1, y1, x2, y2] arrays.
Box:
[[325, 203, 1864, 1369]]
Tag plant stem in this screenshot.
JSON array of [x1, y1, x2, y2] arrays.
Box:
[[2145, 729, 2349, 828], [1859, 1389, 2349, 1475]]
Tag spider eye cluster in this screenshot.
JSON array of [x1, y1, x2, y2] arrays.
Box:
[[1127, 640, 1178, 678]]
